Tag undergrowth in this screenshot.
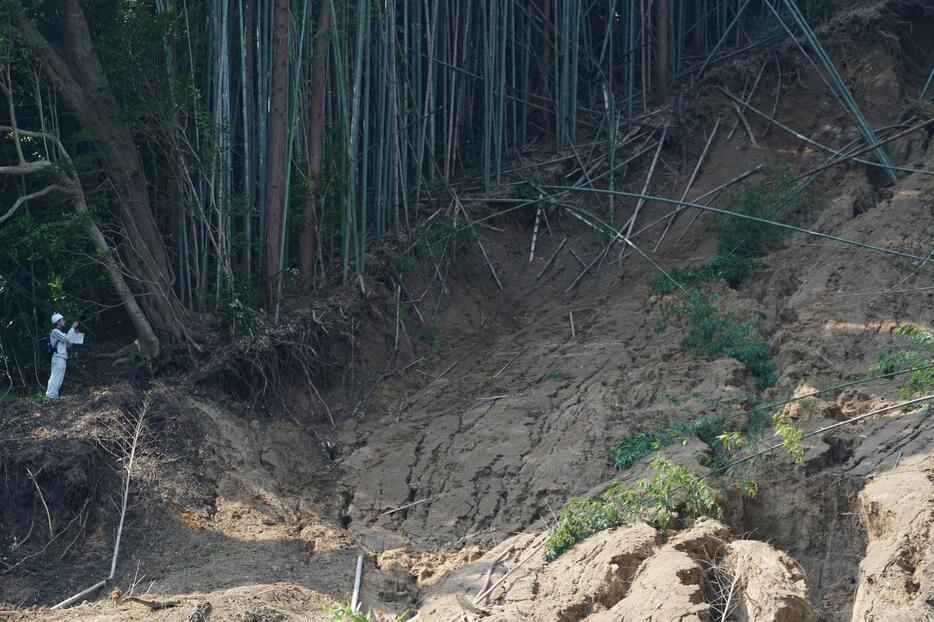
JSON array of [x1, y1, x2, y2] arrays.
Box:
[[611, 391, 764, 471], [652, 164, 819, 295], [655, 290, 776, 389], [872, 324, 934, 400], [544, 456, 720, 561]]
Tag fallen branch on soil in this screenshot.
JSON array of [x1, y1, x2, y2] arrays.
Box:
[[536, 238, 568, 279], [656, 118, 721, 250], [51, 397, 153, 610], [492, 346, 530, 379], [473, 534, 547, 604], [25, 468, 54, 538], [428, 361, 458, 386], [378, 495, 444, 517], [473, 546, 514, 600], [455, 196, 503, 290], [789, 115, 934, 182]]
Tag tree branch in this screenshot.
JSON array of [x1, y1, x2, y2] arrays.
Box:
[[0, 184, 69, 225]]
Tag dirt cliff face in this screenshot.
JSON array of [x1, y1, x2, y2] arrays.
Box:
[[4, 1, 934, 620]]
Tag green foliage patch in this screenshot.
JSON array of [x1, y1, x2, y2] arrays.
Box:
[[611, 391, 764, 471], [656, 291, 776, 389], [872, 324, 934, 400], [652, 164, 819, 296], [544, 457, 721, 561]]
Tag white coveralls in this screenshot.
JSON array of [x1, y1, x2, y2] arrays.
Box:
[[46, 327, 80, 398]]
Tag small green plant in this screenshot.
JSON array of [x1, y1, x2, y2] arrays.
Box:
[[545, 368, 569, 382], [418, 326, 446, 359], [872, 324, 934, 398], [639, 456, 721, 530], [611, 430, 667, 469], [330, 604, 373, 622], [771, 407, 806, 463], [544, 457, 721, 561], [656, 291, 776, 388]]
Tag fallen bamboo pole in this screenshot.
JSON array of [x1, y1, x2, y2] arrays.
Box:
[[351, 554, 364, 612], [655, 118, 722, 250], [790, 116, 934, 182], [536, 238, 568, 279], [545, 186, 931, 263]]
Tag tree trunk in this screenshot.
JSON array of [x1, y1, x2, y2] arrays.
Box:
[[262, 0, 291, 308], [13, 2, 190, 351], [539, 0, 552, 130], [693, 0, 704, 56], [655, 0, 670, 105], [242, 0, 256, 279], [298, 4, 331, 291]]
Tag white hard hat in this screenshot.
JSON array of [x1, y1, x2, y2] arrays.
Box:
[[51, 313, 64, 324]]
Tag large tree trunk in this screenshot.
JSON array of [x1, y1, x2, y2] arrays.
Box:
[[262, 0, 291, 308], [654, 0, 670, 105], [298, 4, 330, 291], [13, 1, 190, 352]]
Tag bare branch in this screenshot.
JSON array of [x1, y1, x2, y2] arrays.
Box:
[[0, 184, 69, 225]]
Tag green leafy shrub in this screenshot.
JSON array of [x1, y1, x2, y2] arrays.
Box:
[[652, 165, 819, 296], [544, 457, 721, 561], [611, 391, 760, 472], [657, 291, 776, 388], [872, 324, 934, 398], [772, 412, 805, 463]]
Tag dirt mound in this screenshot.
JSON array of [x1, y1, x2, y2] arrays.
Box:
[[414, 519, 815, 622]]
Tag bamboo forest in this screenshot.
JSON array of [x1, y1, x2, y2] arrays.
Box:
[[2, 0, 934, 619]]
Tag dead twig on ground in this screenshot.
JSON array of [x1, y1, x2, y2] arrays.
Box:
[[25, 467, 53, 539], [493, 347, 530, 379], [51, 396, 153, 610]]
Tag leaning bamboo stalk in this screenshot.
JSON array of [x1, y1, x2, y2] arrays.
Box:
[[545, 185, 930, 262], [655, 117, 721, 250], [456, 198, 503, 290], [617, 126, 667, 261]]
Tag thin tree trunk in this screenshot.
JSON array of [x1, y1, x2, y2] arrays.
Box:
[[539, 0, 551, 130], [693, 0, 704, 55], [655, 0, 670, 104], [262, 0, 291, 308], [298, 4, 330, 290]]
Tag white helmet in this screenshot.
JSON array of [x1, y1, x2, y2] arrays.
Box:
[[51, 313, 64, 325]]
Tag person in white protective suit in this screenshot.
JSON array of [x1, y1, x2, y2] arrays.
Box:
[[46, 313, 82, 398]]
